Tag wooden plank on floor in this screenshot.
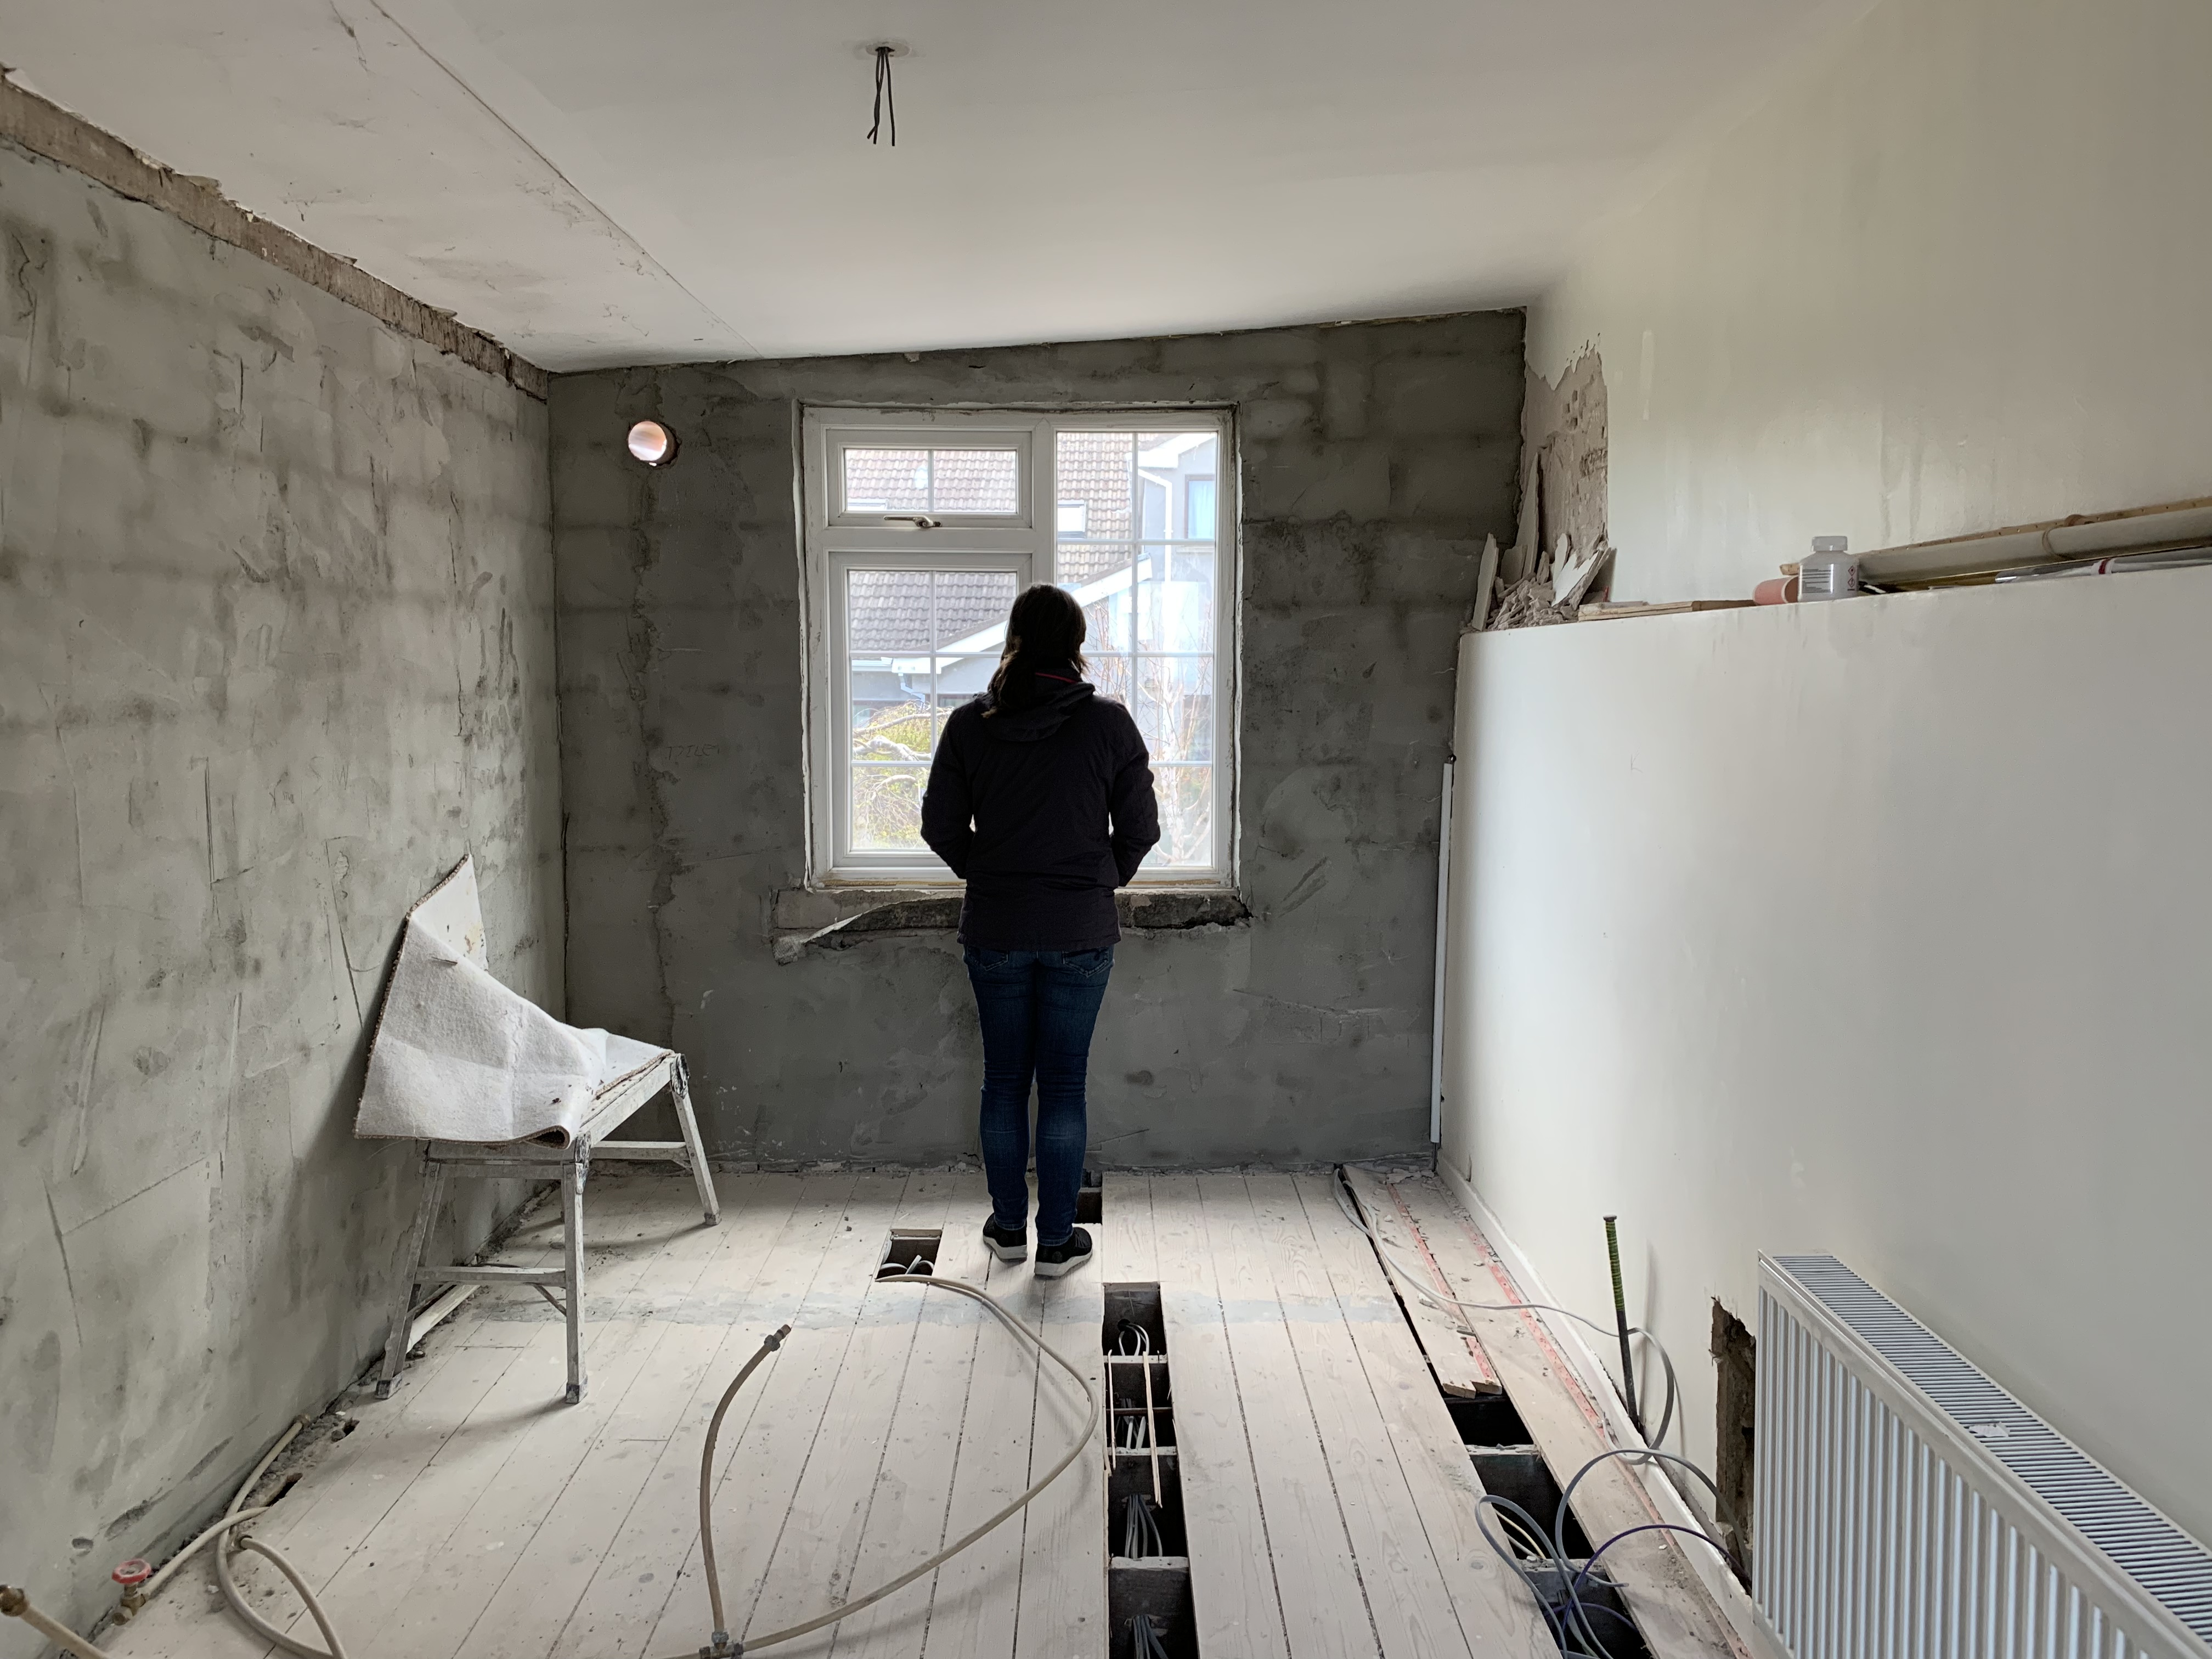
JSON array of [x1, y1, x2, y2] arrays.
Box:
[[741, 1171, 961, 1657], [625, 1170, 889, 1659], [1339, 1167, 1498, 1399], [325, 1176, 777, 1659], [489, 1171, 860, 1659], [917, 1247, 1038, 1659], [830, 1169, 998, 1659], [1291, 1174, 1556, 1659], [108, 1179, 694, 1659], [1009, 1223, 1106, 1659], [443, 1182, 778, 1659], [1104, 1171, 1158, 1284], [502, 1186, 805, 1659], [1378, 1171, 1747, 1659], [1245, 1174, 1475, 1659], [1150, 1173, 1291, 1659], [1197, 1173, 1378, 1659]]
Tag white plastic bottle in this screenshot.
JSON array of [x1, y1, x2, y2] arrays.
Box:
[[1799, 535, 1857, 600]]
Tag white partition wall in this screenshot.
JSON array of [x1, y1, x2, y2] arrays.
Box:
[[1440, 572, 2212, 1551]]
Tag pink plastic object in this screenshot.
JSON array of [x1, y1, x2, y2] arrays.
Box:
[[112, 1560, 150, 1587]]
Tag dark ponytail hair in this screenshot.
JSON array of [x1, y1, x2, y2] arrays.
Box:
[[984, 583, 1088, 715]]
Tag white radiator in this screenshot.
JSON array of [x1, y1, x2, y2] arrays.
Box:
[[1756, 1254, 2212, 1659]]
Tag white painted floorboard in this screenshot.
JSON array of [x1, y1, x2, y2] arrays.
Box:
[[104, 1171, 1557, 1659]]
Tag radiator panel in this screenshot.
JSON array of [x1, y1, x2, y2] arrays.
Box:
[[1756, 1254, 2212, 1659]]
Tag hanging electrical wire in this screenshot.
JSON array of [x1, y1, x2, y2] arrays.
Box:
[[1113, 1319, 1152, 1356], [866, 44, 898, 146]]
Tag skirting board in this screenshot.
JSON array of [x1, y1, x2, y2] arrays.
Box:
[[1435, 1159, 1792, 1659]]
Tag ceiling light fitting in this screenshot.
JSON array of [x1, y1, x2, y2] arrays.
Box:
[[626, 420, 679, 467], [867, 43, 905, 146]]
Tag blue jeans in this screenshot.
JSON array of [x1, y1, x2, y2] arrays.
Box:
[[963, 946, 1113, 1247]]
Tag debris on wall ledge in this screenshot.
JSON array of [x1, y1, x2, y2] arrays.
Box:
[[772, 889, 1250, 963], [1479, 345, 1610, 631]]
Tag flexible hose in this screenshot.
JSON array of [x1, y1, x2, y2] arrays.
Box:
[[0, 1584, 117, 1659], [698, 1325, 796, 1640], [212, 1415, 341, 1658], [136, 1507, 274, 1600], [686, 1269, 1101, 1658], [236, 1537, 349, 1659]]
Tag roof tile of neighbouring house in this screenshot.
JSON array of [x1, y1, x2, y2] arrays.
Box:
[[849, 569, 1017, 654], [844, 446, 1019, 514]]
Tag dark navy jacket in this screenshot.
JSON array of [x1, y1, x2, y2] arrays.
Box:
[[920, 676, 1161, 950]]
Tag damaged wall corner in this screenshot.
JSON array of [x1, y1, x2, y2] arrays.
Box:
[[1502, 346, 1610, 588]]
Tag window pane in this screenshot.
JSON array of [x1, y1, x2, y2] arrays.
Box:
[[1184, 477, 1217, 541], [850, 679, 930, 763], [1054, 431, 1137, 543], [850, 765, 930, 851], [927, 653, 998, 737], [1089, 652, 1132, 705], [842, 446, 1019, 515], [1136, 547, 1214, 652], [848, 569, 933, 652], [1138, 657, 1214, 763], [844, 447, 931, 513], [928, 449, 1019, 514], [932, 570, 1018, 650], [1073, 550, 1135, 650], [1150, 766, 1214, 868]]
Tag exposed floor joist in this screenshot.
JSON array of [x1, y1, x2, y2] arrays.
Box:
[[102, 1169, 1737, 1659]]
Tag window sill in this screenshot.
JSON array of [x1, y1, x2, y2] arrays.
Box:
[[770, 885, 1249, 963]]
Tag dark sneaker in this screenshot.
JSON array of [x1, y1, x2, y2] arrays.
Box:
[[1034, 1226, 1094, 1280], [983, 1218, 1028, 1263]]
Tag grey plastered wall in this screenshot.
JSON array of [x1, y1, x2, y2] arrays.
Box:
[[553, 314, 1520, 1167], [0, 139, 559, 1643]]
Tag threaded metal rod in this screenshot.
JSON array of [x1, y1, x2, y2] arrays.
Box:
[[1604, 1215, 1644, 1439]]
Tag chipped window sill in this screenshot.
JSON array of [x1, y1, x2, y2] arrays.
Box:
[[770, 887, 1249, 963]]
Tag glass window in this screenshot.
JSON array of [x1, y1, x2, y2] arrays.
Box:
[[808, 413, 1233, 882], [842, 446, 1020, 516]]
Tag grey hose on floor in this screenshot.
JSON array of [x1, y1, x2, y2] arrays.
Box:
[[686, 1269, 1101, 1658], [210, 1414, 348, 1659]]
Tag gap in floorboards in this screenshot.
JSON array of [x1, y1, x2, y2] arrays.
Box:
[[1102, 1281, 1195, 1659]]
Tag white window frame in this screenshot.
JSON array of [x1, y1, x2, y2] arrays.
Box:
[[800, 406, 1239, 889]]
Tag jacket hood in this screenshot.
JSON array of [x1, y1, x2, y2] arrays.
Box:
[[978, 676, 1094, 742]]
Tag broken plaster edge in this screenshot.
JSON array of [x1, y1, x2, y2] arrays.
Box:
[[0, 75, 548, 400]]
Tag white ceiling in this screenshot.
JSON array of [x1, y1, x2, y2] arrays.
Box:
[[1, 0, 1865, 370]]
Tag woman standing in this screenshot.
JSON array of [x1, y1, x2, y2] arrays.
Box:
[[921, 584, 1159, 1277]]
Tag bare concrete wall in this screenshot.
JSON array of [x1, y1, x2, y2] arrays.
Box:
[[0, 137, 559, 1645], [552, 314, 1521, 1168]]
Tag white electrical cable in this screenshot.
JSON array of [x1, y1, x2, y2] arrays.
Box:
[[682, 1269, 1101, 1658]]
